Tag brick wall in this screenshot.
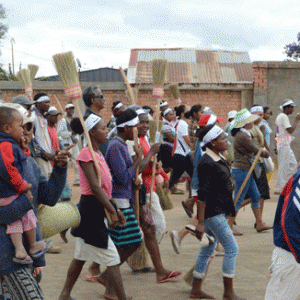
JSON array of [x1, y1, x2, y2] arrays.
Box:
[[0, 84, 243, 125]]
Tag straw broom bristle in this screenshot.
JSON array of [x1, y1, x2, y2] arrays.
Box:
[[169, 83, 180, 100], [16, 69, 32, 89], [28, 64, 39, 82], [149, 120, 163, 143], [52, 51, 79, 88], [152, 59, 168, 87], [125, 87, 138, 104]]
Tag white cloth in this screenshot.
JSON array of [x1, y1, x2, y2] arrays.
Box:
[[69, 144, 80, 185], [275, 113, 292, 137], [74, 237, 120, 267], [275, 144, 298, 193], [174, 120, 191, 156], [265, 247, 300, 300], [146, 192, 167, 244], [32, 109, 52, 153], [35, 158, 52, 180]]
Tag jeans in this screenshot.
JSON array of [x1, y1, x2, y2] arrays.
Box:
[[232, 168, 261, 211], [194, 214, 239, 279]]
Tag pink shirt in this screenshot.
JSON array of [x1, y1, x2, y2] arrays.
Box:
[[77, 147, 112, 198]]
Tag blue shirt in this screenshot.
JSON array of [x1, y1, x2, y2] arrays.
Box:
[[0, 156, 67, 276], [106, 137, 136, 200], [191, 139, 203, 190]]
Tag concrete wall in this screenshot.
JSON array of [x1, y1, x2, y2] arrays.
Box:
[[253, 61, 300, 160]]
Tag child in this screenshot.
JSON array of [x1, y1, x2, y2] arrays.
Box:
[[0, 106, 47, 264]]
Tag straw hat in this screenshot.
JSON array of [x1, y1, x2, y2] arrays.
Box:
[[230, 109, 259, 130]]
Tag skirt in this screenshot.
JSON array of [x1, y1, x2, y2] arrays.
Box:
[[109, 207, 142, 250]]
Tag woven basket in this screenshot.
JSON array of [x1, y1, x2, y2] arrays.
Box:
[[38, 202, 81, 239]]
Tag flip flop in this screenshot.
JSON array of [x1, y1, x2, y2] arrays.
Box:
[[31, 241, 49, 259], [181, 201, 193, 218], [13, 255, 33, 265], [170, 231, 180, 254], [157, 271, 184, 283], [171, 189, 184, 195]]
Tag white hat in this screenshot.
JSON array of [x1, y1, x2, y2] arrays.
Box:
[[280, 99, 297, 111], [227, 110, 237, 120], [65, 103, 75, 110]]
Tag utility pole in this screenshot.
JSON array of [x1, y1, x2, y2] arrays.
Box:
[[10, 38, 15, 75]]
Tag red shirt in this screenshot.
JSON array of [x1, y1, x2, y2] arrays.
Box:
[[140, 135, 169, 193], [47, 126, 60, 167]]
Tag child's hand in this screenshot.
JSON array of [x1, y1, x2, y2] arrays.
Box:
[[26, 190, 33, 202], [24, 183, 32, 193]]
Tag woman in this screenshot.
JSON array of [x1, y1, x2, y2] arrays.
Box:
[[227, 109, 272, 234], [190, 125, 244, 300], [241, 105, 271, 224], [0, 104, 69, 300], [188, 104, 203, 145], [159, 108, 175, 171], [259, 106, 273, 181], [59, 114, 130, 300], [169, 105, 194, 191]]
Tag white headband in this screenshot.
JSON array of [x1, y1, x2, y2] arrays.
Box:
[[200, 125, 224, 147], [136, 108, 146, 115], [250, 106, 263, 113], [65, 103, 75, 109], [163, 108, 172, 116], [114, 103, 123, 110], [160, 101, 168, 108], [36, 95, 50, 103], [280, 99, 295, 111], [85, 114, 102, 131], [117, 116, 139, 128], [207, 115, 217, 126]]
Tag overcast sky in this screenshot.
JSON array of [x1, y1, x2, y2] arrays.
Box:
[[0, 0, 299, 76]]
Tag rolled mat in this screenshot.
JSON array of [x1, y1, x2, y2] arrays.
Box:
[[38, 202, 81, 239], [156, 184, 173, 211], [127, 241, 148, 271]]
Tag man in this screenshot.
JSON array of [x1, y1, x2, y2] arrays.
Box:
[[31, 93, 53, 179], [82, 85, 109, 156], [274, 99, 300, 194], [265, 169, 300, 299], [12, 95, 35, 117], [32, 94, 62, 254], [57, 103, 80, 186]]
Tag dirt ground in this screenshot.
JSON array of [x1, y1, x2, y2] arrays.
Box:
[[40, 168, 279, 300]]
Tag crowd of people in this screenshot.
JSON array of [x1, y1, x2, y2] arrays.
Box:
[[0, 84, 300, 299]]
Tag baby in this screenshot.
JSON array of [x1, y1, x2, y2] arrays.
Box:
[[0, 106, 47, 264]]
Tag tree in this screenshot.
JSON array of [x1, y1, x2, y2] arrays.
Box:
[[285, 33, 300, 61], [0, 3, 8, 42]]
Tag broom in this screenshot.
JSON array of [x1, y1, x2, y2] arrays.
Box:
[[28, 64, 39, 83], [16, 68, 33, 99], [53, 51, 111, 223], [120, 67, 148, 271], [119, 67, 140, 223], [150, 59, 168, 205], [169, 84, 182, 105]]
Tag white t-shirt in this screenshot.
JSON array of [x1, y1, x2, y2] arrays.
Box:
[[275, 113, 291, 137], [174, 120, 191, 156]]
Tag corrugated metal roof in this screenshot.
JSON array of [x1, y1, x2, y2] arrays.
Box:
[[128, 48, 253, 84]]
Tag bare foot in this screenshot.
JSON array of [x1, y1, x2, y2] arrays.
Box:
[[156, 270, 183, 283], [190, 290, 216, 299], [256, 224, 272, 233], [29, 241, 46, 255], [15, 245, 29, 260], [223, 293, 247, 300]]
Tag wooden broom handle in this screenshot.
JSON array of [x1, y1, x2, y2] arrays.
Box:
[[119, 67, 136, 105], [119, 66, 140, 222], [149, 97, 161, 206], [233, 147, 264, 206], [37, 115, 53, 154]]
